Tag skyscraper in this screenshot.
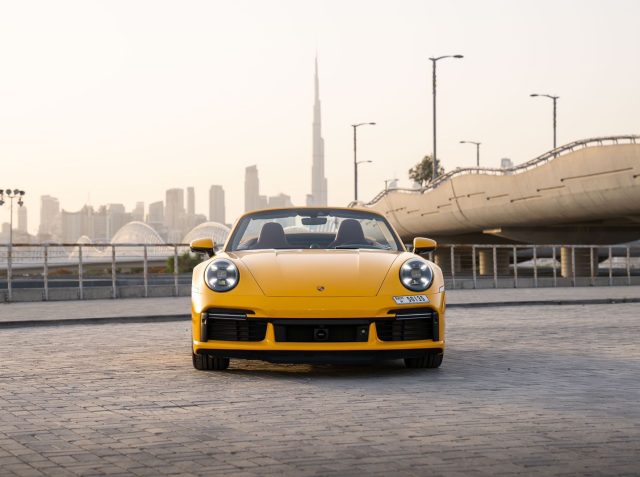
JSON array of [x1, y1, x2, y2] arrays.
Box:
[[17, 206, 28, 233], [187, 187, 195, 216], [165, 188, 185, 230], [245, 165, 261, 212], [38, 195, 60, 239], [307, 55, 328, 206], [209, 185, 226, 224], [164, 188, 186, 242], [132, 202, 145, 222]]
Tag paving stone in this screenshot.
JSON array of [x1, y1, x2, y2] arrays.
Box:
[[0, 303, 639, 475]]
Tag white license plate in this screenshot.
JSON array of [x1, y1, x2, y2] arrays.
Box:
[[393, 295, 429, 305]]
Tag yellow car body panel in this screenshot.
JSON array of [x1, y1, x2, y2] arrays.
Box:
[[191, 207, 446, 366]]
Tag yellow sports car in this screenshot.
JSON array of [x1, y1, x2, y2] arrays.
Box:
[[190, 207, 445, 370]]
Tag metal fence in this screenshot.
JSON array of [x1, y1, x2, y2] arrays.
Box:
[[0, 243, 191, 302], [426, 244, 640, 289], [1, 243, 639, 302]]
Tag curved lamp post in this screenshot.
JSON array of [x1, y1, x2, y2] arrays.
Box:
[[460, 140, 481, 167], [429, 54, 463, 181], [530, 93, 559, 149], [352, 122, 376, 201]]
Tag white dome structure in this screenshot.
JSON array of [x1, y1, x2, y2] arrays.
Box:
[[182, 222, 230, 246], [111, 221, 164, 244]]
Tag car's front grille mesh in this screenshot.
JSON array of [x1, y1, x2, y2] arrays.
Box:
[[206, 319, 267, 342], [376, 309, 439, 341], [204, 309, 266, 342]]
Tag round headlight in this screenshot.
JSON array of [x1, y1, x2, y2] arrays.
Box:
[[400, 259, 433, 292], [205, 259, 239, 292]]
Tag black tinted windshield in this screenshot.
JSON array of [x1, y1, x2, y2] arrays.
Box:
[[227, 209, 402, 252]]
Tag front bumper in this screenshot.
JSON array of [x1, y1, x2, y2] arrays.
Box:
[[193, 316, 444, 358], [191, 291, 446, 360]]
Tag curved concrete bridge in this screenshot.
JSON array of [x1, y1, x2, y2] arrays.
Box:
[[365, 136, 640, 246]]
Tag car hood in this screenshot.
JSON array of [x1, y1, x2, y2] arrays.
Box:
[[231, 249, 401, 297]]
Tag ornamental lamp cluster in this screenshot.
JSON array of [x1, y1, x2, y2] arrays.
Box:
[[0, 189, 25, 207]]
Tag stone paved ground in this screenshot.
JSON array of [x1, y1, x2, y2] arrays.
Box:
[[2, 286, 640, 323], [0, 304, 639, 476]]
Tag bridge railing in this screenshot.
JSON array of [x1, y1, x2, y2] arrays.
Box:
[[365, 135, 640, 206], [1, 242, 640, 302]]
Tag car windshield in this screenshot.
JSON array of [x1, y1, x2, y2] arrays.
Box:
[[227, 208, 402, 252]]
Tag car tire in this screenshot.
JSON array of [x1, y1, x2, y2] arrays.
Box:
[[404, 352, 443, 369], [192, 352, 230, 371]]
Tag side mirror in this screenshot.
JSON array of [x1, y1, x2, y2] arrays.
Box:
[[190, 238, 216, 258], [413, 237, 437, 254]]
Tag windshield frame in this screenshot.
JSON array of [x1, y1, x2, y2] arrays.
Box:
[[225, 208, 404, 252]]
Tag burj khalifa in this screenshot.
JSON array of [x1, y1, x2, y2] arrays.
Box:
[[306, 55, 328, 206]]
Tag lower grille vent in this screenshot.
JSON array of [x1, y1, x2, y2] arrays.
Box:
[[376, 309, 438, 341], [203, 309, 265, 342]]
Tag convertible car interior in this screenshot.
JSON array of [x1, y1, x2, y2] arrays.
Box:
[[237, 219, 382, 250]]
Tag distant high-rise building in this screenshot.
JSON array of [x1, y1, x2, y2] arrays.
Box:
[[132, 202, 145, 222], [17, 206, 27, 233], [165, 188, 185, 231], [0, 223, 10, 243], [147, 201, 165, 238], [187, 187, 195, 216], [147, 201, 164, 225], [61, 206, 95, 243], [245, 165, 262, 212], [307, 55, 328, 206], [268, 193, 294, 208], [106, 203, 131, 240], [38, 195, 60, 239], [209, 185, 226, 224]]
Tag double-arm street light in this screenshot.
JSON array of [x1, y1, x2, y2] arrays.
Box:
[[429, 54, 463, 182], [460, 140, 481, 167], [0, 189, 26, 247], [530, 93, 559, 149], [352, 122, 376, 201]]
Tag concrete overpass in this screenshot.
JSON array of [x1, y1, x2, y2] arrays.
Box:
[[362, 135, 640, 275], [365, 136, 640, 245]]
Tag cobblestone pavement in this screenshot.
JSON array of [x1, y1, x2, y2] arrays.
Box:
[[1, 304, 639, 476], [2, 286, 640, 324]]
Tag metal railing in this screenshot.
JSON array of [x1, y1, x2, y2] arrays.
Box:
[[1, 242, 639, 302], [425, 244, 640, 289], [0, 243, 191, 302], [364, 135, 640, 206]]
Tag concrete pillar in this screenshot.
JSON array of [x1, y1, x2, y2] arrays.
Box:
[[478, 248, 511, 276], [560, 247, 599, 278]]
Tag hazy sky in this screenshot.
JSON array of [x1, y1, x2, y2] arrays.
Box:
[[1, 0, 639, 234]]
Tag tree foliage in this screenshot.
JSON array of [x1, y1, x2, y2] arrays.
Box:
[[408, 155, 445, 186], [165, 251, 202, 273]]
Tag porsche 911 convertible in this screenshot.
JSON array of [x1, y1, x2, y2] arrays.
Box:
[[190, 207, 445, 370]]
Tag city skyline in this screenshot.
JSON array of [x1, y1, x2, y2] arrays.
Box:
[[2, 1, 639, 235], [0, 184, 228, 244]]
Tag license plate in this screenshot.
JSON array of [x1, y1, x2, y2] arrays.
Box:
[[393, 295, 429, 305]]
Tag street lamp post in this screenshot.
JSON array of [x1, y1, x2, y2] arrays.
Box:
[[460, 140, 481, 167], [429, 54, 463, 182], [530, 93, 559, 149], [0, 189, 25, 246], [0, 189, 25, 302], [352, 122, 376, 201]]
